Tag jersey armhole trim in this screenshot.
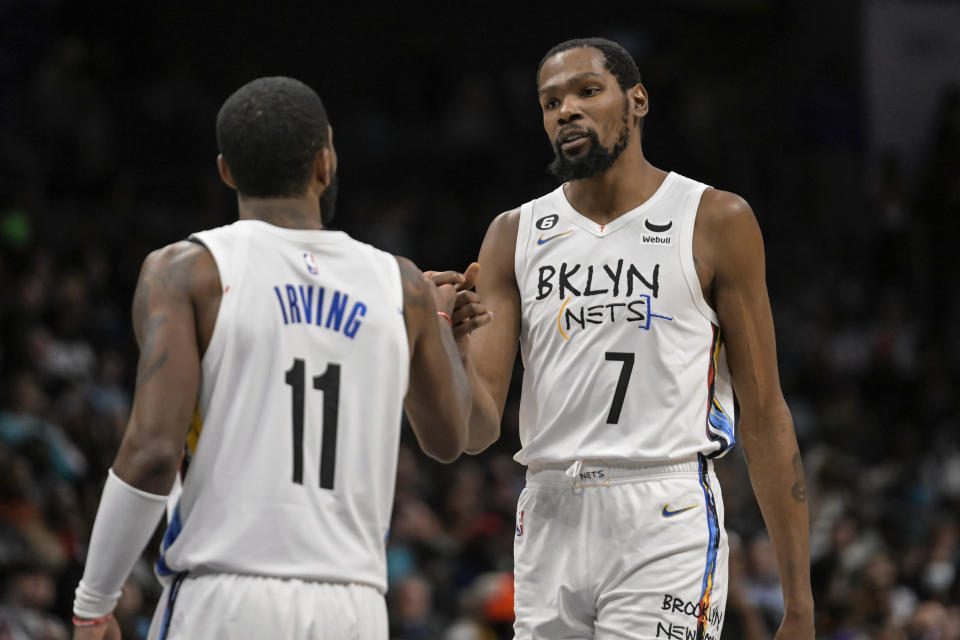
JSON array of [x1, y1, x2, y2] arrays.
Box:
[[187, 231, 229, 371], [384, 253, 411, 394], [678, 186, 720, 325], [514, 202, 534, 369], [514, 202, 533, 292]]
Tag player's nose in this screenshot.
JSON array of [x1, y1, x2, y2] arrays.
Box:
[[557, 97, 582, 125]]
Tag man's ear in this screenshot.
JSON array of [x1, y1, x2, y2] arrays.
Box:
[[629, 83, 649, 120], [314, 147, 333, 188], [217, 155, 237, 190]]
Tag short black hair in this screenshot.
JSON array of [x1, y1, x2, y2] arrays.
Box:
[[216, 76, 329, 198], [538, 38, 641, 91]]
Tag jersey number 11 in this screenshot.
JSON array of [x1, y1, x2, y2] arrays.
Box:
[[284, 358, 340, 490]]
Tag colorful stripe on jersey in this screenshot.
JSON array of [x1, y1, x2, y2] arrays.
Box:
[[186, 406, 203, 456], [696, 454, 721, 640], [157, 572, 187, 640], [704, 324, 735, 458], [155, 500, 183, 577]]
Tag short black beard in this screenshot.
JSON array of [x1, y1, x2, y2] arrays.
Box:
[[548, 119, 630, 182], [319, 173, 338, 225]]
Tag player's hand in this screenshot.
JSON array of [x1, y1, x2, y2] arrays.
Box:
[[425, 263, 492, 340], [451, 263, 492, 339], [73, 615, 121, 640], [422, 269, 465, 289], [773, 610, 814, 640], [424, 272, 458, 318]]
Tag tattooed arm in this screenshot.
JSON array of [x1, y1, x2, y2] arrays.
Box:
[[113, 241, 221, 493], [694, 190, 814, 639], [396, 257, 469, 462], [72, 242, 220, 636]]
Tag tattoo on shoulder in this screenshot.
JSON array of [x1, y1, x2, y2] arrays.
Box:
[[398, 259, 429, 311], [791, 451, 807, 503], [169, 244, 202, 292], [132, 245, 201, 388], [132, 272, 169, 388]]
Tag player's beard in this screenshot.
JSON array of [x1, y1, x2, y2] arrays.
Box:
[[548, 112, 630, 182], [319, 172, 338, 225]]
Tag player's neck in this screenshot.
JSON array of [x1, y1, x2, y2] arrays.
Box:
[[236, 197, 324, 230], [564, 152, 667, 225]]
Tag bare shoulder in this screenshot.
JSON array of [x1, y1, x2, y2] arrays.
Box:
[[140, 240, 219, 296], [393, 255, 430, 309], [699, 188, 758, 228], [393, 255, 421, 279], [698, 189, 762, 241], [480, 208, 521, 273], [487, 207, 521, 240]]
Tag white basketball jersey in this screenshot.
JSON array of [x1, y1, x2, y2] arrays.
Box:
[[156, 220, 409, 594], [514, 172, 736, 466]]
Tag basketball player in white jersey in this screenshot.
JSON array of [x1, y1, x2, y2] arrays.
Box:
[[71, 76, 472, 639], [433, 38, 815, 639]]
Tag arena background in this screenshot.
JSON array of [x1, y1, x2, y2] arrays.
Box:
[[1, 0, 959, 638]]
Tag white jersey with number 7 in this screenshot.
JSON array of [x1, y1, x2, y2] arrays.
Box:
[[514, 172, 735, 466]]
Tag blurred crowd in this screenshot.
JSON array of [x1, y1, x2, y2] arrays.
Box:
[[2, 3, 960, 639]]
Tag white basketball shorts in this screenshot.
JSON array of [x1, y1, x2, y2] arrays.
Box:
[[513, 455, 728, 640], [146, 573, 387, 640]]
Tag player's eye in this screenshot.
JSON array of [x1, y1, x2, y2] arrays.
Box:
[[543, 99, 559, 110], [582, 86, 601, 97]]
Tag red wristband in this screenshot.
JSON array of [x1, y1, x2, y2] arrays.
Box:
[[73, 613, 113, 627], [437, 311, 453, 326]]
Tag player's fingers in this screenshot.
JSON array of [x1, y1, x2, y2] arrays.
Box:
[[424, 270, 464, 287], [433, 282, 458, 309], [453, 289, 481, 310], [453, 311, 493, 338], [451, 301, 487, 326], [458, 262, 480, 291]]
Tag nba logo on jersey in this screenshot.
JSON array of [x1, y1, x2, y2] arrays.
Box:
[[516, 510, 524, 537], [303, 252, 320, 275]]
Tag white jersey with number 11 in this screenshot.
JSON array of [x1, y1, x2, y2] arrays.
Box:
[[156, 220, 409, 594]]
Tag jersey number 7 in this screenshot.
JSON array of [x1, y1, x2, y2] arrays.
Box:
[[605, 352, 634, 424], [284, 358, 340, 489]]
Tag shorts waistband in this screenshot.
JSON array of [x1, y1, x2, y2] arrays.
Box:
[[525, 457, 710, 487]]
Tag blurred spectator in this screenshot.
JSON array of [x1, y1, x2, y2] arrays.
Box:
[[444, 572, 514, 640], [0, 560, 68, 640], [389, 574, 444, 640], [744, 534, 785, 633]]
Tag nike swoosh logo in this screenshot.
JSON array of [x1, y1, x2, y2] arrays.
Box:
[[644, 219, 673, 233], [537, 229, 573, 245], [662, 504, 698, 517]]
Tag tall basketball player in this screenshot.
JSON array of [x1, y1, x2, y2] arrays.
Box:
[[71, 77, 471, 640], [436, 38, 815, 639]]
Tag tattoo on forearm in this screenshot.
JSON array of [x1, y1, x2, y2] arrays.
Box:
[[791, 452, 807, 503]]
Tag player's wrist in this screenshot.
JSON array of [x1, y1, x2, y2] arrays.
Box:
[[73, 612, 114, 627], [73, 468, 167, 620], [782, 596, 815, 619], [437, 311, 453, 326]]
